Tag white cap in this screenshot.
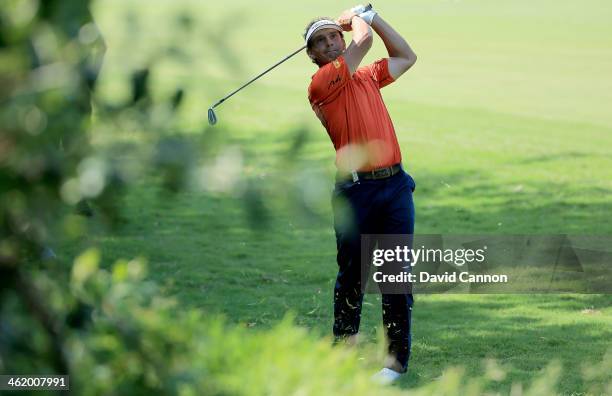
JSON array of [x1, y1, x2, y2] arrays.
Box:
[[305, 19, 343, 44]]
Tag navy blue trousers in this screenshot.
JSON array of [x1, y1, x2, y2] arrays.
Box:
[[331, 169, 416, 371]]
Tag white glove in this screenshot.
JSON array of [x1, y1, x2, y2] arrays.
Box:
[[351, 4, 369, 14], [350, 4, 377, 25]]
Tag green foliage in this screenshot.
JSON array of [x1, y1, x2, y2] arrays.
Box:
[[1, 0, 95, 263], [1, 1, 611, 395], [2, 251, 610, 394]]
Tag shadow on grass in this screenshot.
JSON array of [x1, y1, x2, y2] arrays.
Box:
[[401, 294, 611, 393], [53, 146, 611, 393], [516, 151, 612, 165], [410, 167, 612, 234]]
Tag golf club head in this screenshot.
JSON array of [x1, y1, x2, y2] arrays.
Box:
[[207, 107, 217, 126]]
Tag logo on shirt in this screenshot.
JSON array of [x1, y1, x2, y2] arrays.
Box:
[[328, 74, 341, 90], [333, 60, 341, 69]]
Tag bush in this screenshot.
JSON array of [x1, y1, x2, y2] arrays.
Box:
[[3, 249, 610, 395]]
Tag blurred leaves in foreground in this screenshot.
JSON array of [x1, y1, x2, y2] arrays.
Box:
[[2, 250, 610, 395], [2, 1, 609, 395], [0, 0, 324, 389], [0, 0, 285, 273]]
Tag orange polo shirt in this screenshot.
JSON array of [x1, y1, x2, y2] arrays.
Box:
[[308, 56, 402, 172]]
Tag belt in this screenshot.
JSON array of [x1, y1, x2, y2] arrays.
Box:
[[337, 163, 402, 182]]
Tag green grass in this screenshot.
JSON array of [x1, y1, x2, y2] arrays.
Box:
[[55, 180, 612, 393], [53, 0, 612, 393]]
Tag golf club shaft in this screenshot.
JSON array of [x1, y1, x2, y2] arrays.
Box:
[[209, 3, 372, 112], [211, 45, 307, 109]]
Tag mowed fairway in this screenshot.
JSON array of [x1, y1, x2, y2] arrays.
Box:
[[58, 0, 612, 393]]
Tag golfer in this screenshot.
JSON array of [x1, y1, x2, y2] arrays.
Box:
[[304, 5, 417, 383]]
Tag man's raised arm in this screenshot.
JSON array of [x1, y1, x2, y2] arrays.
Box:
[[369, 13, 417, 80], [337, 11, 373, 75]]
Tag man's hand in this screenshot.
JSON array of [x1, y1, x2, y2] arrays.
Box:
[[351, 4, 369, 15], [336, 9, 358, 31], [351, 4, 377, 25]]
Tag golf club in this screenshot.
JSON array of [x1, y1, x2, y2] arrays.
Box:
[[207, 45, 305, 126], [207, 4, 372, 126]]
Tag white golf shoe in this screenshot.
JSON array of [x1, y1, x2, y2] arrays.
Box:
[[372, 367, 403, 385]]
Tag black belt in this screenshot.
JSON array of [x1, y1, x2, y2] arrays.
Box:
[[337, 163, 402, 182]]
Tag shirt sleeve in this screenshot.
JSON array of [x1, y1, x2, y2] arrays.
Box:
[[308, 56, 351, 106], [358, 58, 395, 89]]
